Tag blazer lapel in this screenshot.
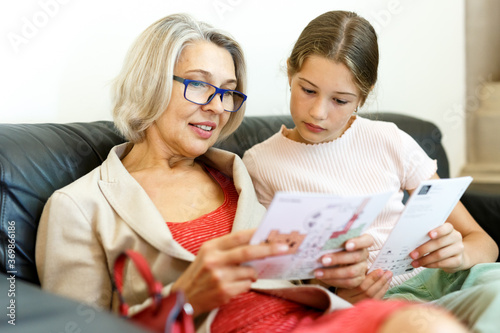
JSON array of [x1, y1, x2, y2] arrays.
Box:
[[98, 144, 195, 261], [96, 145, 266, 261], [201, 148, 267, 232]]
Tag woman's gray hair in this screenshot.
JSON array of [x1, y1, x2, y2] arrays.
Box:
[[112, 13, 246, 143]]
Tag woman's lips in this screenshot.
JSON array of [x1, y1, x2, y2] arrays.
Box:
[[304, 122, 325, 133], [189, 122, 217, 139]]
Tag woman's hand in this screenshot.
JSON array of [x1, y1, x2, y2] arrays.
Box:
[[410, 222, 466, 273], [313, 234, 373, 289], [336, 269, 393, 303], [172, 229, 289, 317]]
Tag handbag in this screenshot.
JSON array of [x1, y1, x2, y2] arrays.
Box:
[[113, 250, 195, 333]]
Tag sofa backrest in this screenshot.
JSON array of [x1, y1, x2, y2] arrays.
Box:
[[0, 122, 124, 284], [0, 113, 449, 285]]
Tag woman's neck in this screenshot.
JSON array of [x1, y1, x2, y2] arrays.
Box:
[[121, 138, 196, 173]]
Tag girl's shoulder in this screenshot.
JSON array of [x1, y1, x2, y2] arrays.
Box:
[[243, 126, 287, 156], [355, 116, 408, 142], [352, 116, 421, 156], [356, 115, 400, 133]]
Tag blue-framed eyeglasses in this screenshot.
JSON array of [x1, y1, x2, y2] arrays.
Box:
[[173, 75, 247, 112]]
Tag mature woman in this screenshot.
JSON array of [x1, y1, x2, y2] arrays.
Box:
[[35, 13, 466, 333]]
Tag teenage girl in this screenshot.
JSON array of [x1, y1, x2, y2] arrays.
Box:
[[243, 10, 500, 332]]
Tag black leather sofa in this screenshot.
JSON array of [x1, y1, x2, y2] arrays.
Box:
[[1, 113, 499, 330]]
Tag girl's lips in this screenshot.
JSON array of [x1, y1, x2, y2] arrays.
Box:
[[304, 122, 325, 133]]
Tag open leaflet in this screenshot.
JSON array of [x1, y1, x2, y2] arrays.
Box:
[[368, 176, 472, 276], [245, 191, 393, 279], [246, 176, 472, 279]]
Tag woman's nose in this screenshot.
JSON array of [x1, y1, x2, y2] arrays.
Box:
[[202, 93, 225, 114]]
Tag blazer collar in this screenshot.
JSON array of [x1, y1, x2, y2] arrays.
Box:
[[98, 144, 194, 260], [96, 144, 266, 259], [200, 148, 267, 232]]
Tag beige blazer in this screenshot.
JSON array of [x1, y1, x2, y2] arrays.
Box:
[[36, 144, 351, 332]]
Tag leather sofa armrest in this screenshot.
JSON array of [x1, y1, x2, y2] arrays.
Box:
[[461, 190, 500, 262], [0, 272, 149, 332]]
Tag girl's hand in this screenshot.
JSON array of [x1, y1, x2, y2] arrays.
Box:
[[172, 229, 289, 317], [336, 269, 393, 304], [314, 234, 373, 289], [410, 222, 466, 273]]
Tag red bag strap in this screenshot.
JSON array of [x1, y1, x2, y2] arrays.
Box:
[[113, 250, 164, 316]]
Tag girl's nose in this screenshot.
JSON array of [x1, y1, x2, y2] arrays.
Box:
[[309, 98, 328, 120]]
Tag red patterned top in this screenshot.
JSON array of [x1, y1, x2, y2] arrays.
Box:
[[166, 165, 320, 333]]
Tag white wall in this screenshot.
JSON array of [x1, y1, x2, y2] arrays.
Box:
[[0, 0, 465, 177]]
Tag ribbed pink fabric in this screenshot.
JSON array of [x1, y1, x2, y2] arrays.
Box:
[[243, 116, 437, 286]]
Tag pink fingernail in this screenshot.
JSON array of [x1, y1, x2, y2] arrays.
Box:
[[322, 257, 332, 266], [277, 244, 289, 252]]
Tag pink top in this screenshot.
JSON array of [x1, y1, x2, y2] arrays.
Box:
[[243, 117, 438, 286]]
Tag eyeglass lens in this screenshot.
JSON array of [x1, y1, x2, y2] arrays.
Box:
[[185, 81, 244, 112]]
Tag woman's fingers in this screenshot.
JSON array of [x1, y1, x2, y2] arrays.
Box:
[[200, 228, 289, 265], [183, 267, 256, 316], [222, 242, 290, 265], [204, 229, 256, 251], [174, 229, 291, 316]]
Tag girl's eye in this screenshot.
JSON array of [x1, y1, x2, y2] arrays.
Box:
[[301, 87, 315, 94]]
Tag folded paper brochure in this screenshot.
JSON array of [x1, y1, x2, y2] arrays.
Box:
[[246, 176, 472, 279], [246, 191, 393, 279]]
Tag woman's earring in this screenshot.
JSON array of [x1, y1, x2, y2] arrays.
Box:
[[353, 106, 359, 115]]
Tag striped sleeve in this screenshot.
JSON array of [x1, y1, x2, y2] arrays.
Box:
[[242, 149, 275, 208], [398, 129, 438, 190]]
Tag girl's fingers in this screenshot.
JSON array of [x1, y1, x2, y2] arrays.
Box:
[[412, 242, 465, 269], [344, 234, 374, 252], [320, 248, 369, 267], [358, 269, 392, 298], [315, 261, 368, 289], [410, 225, 462, 260], [335, 270, 392, 303], [418, 255, 464, 270]]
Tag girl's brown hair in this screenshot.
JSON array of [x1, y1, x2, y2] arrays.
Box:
[[288, 11, 378, 106]]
